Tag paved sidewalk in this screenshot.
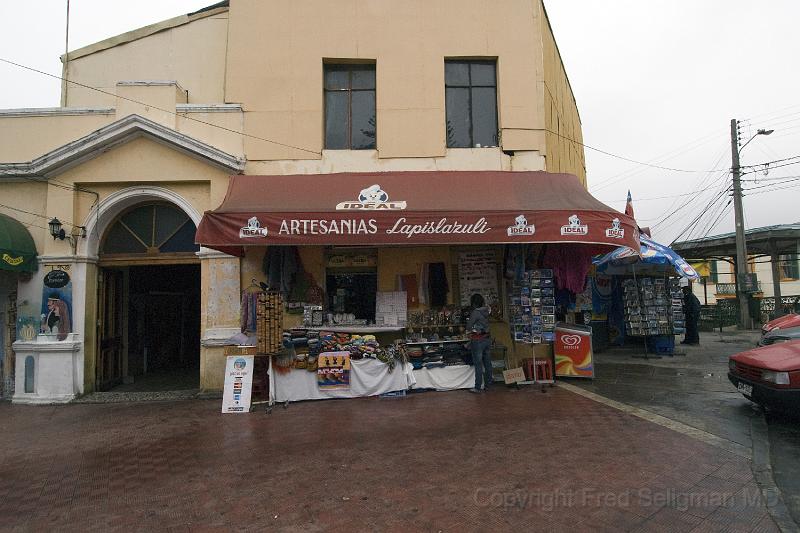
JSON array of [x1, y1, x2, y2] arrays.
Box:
[[0, 386, 778, 532]]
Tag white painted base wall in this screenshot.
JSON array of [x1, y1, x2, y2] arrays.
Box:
[[12, 334, 82, 404]]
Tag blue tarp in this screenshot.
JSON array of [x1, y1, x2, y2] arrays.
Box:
[[594, 235, 699, 279]]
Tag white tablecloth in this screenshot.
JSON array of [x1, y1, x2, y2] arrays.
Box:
[[270, 359, 415, 402], [412, 365, 475, 391]]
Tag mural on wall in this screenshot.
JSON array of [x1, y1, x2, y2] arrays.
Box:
[[40, 268, 72, 341]]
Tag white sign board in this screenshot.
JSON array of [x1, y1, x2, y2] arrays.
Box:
[[221, 355, 254, 413]]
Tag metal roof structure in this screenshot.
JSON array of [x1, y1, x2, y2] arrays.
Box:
[[672, 223, 800, 260]]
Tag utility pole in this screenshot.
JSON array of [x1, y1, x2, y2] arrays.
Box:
[[730, 118, 751, 329]]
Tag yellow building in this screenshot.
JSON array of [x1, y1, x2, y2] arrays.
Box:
[[0, 0, 597, 402]]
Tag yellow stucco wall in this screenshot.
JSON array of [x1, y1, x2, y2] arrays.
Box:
[[540, 2, 586, 184], [226, 0, 547, 161], [64, 10, 229, 107], [0, 113, 115, 162]]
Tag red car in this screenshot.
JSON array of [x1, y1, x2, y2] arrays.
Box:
[[728, 340, 800, 409], [761, 313, 800, 335]]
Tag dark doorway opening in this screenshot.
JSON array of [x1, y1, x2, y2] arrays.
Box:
[[105, 264, 200, 392]]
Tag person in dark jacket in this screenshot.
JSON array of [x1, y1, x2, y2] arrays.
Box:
[[682, 286, 701, 345], [466, 293, 493, 392]]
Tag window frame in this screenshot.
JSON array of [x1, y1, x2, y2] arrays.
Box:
[[444, 59, 499, 149], [323, 62, 377, 150]]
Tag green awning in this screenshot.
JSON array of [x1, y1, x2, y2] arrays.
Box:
[[0, 213, 38, 272]]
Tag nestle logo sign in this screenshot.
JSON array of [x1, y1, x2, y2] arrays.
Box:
[[560, 214, 588, 236], [507, 215, 535, 236], [605, 218, 625, 239], [336, 184, 407, 210], [239, 217, 268, 238]]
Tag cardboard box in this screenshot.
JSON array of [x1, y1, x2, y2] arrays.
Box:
[[503, 367, 526, 384]]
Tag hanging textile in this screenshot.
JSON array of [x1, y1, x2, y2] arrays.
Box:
[[542, 245, 594, 294], [240, 291, 259, 333], [428, 262, 448, 307], [262, 246, 300, 297]]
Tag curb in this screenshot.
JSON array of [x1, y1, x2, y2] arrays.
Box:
[[557, 382, 750, 458], [749, 413, 798, 533]]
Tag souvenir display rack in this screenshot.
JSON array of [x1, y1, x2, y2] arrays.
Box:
[[257, 291, 284, 354], [508, 269, 556, 344], [623, 277, 685, 337]]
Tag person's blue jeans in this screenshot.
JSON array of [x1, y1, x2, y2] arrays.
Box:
[[471, 337, 493, 390]]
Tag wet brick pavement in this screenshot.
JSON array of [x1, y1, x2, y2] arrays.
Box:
[[0, 386, 779, 532]]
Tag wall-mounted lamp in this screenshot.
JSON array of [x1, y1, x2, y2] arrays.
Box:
[[49, 217, 86, 253]]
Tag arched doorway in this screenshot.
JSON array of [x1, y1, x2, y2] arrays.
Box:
[[97, 202, 201, 392]]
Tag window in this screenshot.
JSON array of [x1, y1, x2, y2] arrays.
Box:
[[100, 204, 199, 256], [445, 60, 498, 148], [779, 250, 799, 281], [324, 63, 376, 150], [709, 260, 719, 283]]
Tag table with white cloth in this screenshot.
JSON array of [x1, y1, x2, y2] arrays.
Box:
[[412, 365, 475, 391], [269, 358, 416, 402]]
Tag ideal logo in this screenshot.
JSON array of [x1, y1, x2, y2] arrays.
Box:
[[560, 214, 589, 236], [605, 218, 625, 239], [336, 184, 407, 210], [507, 214, 536, 236], [561, 334, 582, 349], [239, 217, 268, 238]]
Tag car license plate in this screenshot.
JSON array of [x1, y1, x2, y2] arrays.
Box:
[[737, 382, 753, 396]]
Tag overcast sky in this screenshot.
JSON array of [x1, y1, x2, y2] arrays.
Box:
[[1, 1, 798, 245]]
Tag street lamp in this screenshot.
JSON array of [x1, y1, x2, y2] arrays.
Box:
[[48, 217, 86, 254], [730, 121, 774, 329]]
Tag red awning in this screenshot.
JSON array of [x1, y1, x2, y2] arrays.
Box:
[[196, 171, 640, 254]]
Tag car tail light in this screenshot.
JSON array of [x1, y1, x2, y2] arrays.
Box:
[[762, 371, 790, 385]]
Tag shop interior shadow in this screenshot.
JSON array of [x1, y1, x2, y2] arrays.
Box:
[[109, 264, 201, 392]]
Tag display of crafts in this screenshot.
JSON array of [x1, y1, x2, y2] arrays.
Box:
[[278, 329, 404, 372], [406, 306, 467, 331]]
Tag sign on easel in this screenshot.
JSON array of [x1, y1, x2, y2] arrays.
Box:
[[222, 356, 254, 413]]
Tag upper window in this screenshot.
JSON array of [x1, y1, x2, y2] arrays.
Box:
[[324, 63, 376, 150], [100, 203, 199, 256], [445, 60, 498, 148], [779, 250, 799, 281]]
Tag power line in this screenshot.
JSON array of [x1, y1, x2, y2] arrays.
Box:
[[544, 128, 729, 174], [741, 103, 800, 123], [588, 133, 727, 192], [0, 202, 75, 226], [0, 56, 322, 156]]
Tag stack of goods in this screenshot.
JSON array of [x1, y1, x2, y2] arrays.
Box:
[[623, 278, 684, 337], [669, 279, 686, 335], [441, 342, 470, 366], [508, 269, 556, 344], [257, 291, 283, 354], [319, 331, 384, 360], [421, 344, 445, 368], [406, 344, 425, 369]]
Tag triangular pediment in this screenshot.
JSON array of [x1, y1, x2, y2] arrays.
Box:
[[0, 114, 245, 178]]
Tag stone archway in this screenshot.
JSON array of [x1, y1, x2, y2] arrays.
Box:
[[75, 187, 205, 393]]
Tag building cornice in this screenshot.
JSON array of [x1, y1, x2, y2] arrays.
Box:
[[0, 107, 115, 118], [177, 104, 243, 114], [0, 113, 245, 178]]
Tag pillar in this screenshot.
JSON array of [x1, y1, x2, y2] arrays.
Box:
[[198, 248, 241, 392]]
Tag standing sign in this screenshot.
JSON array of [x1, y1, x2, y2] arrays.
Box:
[[554, 324, 594, 378], [221, 356, 254, 413], [317, 351, 351, 390]]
